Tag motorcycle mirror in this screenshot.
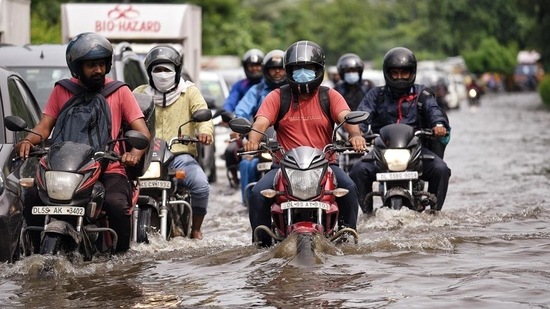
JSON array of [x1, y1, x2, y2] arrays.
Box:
[[124, 130, 150, 150], [191, 109, 213, 123], [344, 111, 370, 124], [228, 117, 252, 134], [4, 115, 28, 132], [221, 111, 235, 123]]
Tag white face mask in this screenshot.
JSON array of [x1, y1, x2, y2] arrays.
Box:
[[152, 71, 176, 92]]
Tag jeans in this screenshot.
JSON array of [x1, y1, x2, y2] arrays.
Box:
[[349, 147, 451, 211], [170, 154, 210, 216], [239, 156, 259, 206], [248, 164, 359, 246]]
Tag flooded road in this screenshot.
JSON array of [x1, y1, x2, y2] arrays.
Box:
[[1, 92, 550, 308]]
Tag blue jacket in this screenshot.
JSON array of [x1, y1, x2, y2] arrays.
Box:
[[234, 80, 274, 121], [223, 78, 255, 112], [357, 85, 450, 133]]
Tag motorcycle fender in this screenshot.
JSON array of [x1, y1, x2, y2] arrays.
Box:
[[383, 187, 414, 204], [44, 220, 80, 244]]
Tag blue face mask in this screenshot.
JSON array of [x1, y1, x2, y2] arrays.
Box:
[[344, 72, 360, 84], [292, 68, 316, 83]]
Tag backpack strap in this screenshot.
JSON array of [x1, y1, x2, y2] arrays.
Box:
[[275, 85, 333, 130], [55, 78, 86, 95], [101, 80, 127, 97], [55, 79, 127, 97]]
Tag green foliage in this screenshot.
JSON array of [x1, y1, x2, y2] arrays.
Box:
[[462, 38, 517, 74], [27, 0, 550, 75], [538, 74, 550, 106]]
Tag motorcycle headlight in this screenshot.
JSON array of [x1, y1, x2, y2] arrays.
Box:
[[285, 167, 324, 200], [468, 88, 477, 97], [140, 162, 161, 179], [383, 149, 411, 172], [45, 171, 83, 201]]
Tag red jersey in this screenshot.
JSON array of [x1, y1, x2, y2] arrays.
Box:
[[255, 87, 350, 162]]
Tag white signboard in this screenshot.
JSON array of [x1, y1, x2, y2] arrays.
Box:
[[62, 3, 195, 40]]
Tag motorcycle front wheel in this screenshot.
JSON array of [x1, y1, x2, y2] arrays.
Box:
[[137, 207, 160, 243], [40, 233, 61, 256]]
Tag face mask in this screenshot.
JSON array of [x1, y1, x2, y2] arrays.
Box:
[[152, 71, 176, 92], [292, 68, 316, 83], [344, 72, 360, 84]]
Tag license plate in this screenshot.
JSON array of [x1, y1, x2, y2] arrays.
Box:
[[140, 180, 171, 189], [257, 162, 272, 171], [376, 171, 418, 181], [32, 206, 85, 216], [281, 201, 330, 210]]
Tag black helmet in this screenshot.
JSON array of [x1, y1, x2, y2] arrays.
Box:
[[66, 32, 113, 78], [144, 45, 183, 90], [382, 47, 417, 93], [337, 53, 364, 83], [262, 49, 286, 89], [284, 40, 325, 94], [242, 48, 264, 83]]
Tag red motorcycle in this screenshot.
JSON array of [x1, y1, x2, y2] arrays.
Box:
[[229, 111, 369, 248]]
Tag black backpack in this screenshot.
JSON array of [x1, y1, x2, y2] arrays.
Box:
[[50, 79, 127, 152], [275, 84, 333, 130]]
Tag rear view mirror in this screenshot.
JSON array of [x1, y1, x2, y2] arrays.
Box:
[[228, 118, 252, 135]]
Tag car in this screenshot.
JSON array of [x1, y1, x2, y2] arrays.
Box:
[[362, 69, 385, 87], [198, 70, 230, 183], [0, 66, 43, 263], [0, 42, 149, 109]]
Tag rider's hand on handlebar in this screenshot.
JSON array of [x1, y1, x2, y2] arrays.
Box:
[[121, 152, 141, 166], [243, 139, 260, 152], [197, 133, 213, 145], [349, 135, 367, 152], [16, 139, 33, 159], [433, 124, 447, 137]]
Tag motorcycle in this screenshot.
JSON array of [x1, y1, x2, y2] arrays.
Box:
[[4, 115, 149, 261], [229, 111, 369, 247], [362, 123, 438, 213], [467, 85, 481, 107], [133, 109, 212, 243]]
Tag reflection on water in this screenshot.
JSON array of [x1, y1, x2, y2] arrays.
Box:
[[1, 93, 550, 308]]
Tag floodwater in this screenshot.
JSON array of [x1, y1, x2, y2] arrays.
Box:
[[1, 92, 550, 308]]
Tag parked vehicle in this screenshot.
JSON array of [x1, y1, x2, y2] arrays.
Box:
[[5, 115, 149, 261], [229, 111, 369, 249], [0, 67, 42, 263], [134, 109, 212, 243], [362, 123, 438, 213], [0, 42, 148, 108]]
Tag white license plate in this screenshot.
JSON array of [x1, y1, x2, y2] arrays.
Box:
[[140, 180, 171, 189], [257, 162, 272, 171], [376, 171, 418, 181], [281, 201, 330, 210], [32, 206, 85, 216]]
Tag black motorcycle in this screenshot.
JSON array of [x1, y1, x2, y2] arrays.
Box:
[[363, 123, 438, 213], [5, 115, 149, 261], [134, 109, 212, 243]]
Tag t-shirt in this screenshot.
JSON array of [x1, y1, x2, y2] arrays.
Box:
[[255, 87, 350, 162], [44, 77, 145, 175]]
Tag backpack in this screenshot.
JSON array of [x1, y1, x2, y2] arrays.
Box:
[[50, 79, 127, 153], [275, 84, 333, 130]]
